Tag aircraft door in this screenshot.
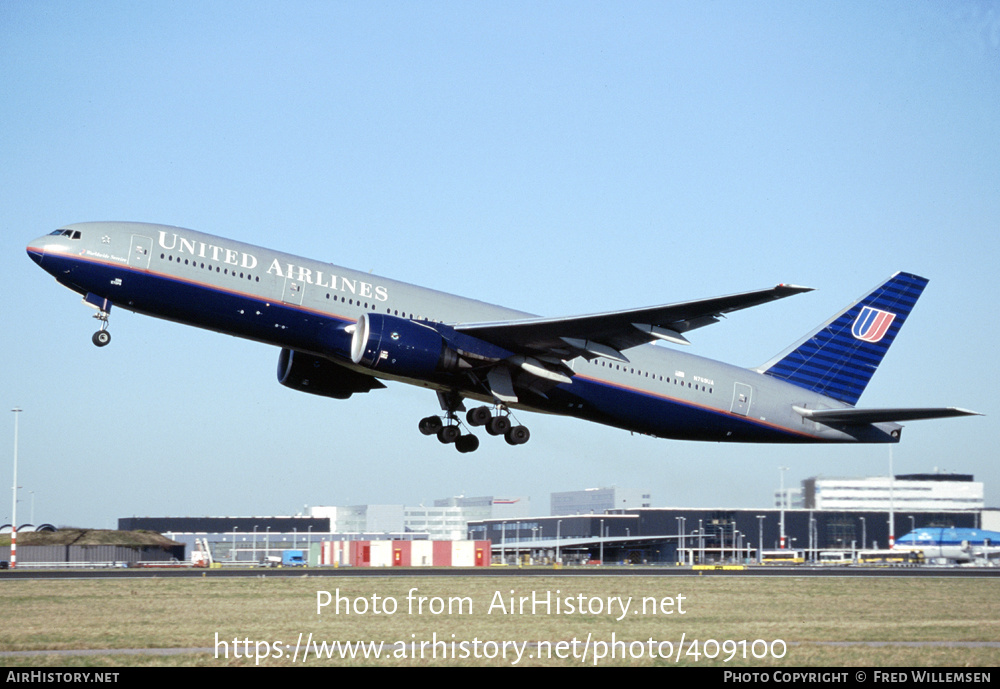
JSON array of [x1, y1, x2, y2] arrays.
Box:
[[128, 235, 153, 271], [282, 277, 306, 305], [731, 382, 753, 416]]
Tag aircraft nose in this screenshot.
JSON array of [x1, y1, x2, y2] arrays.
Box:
[[26, 238, 46, 266]]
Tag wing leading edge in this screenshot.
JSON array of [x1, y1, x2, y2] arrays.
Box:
[[454, 283, 813, 363]]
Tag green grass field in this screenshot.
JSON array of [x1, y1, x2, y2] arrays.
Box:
[[1, 574, 997, 667]]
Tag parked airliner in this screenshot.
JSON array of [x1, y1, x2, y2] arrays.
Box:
[[27, 222, 977, 452], [894, 528, 1000, 564]]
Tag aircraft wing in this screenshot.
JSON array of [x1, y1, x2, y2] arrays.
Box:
[[793, 406, 981, 425], [455, 283, 812, 363]]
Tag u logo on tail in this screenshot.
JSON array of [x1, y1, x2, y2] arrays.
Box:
[[759, 272, 928, 406], [852, 306, 897, 343]]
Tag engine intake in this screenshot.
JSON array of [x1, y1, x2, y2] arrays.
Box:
[[350, 313, 459, 377], [277, 348, 384, 399]]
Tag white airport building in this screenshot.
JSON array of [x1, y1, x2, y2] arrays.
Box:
[[307, 495, 529, 540], [802, 473, 983, 511], [550, 487, 651, 515]]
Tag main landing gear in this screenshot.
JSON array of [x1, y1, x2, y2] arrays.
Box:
[[418, 403, 530, 453], [419, 415, 480, 453], [467, 406, 531, 446]]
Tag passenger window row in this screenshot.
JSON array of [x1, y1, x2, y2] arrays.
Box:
[[590, 358, 712, 393], [160, 253, 261, 282], [158, 251, 447, 324]]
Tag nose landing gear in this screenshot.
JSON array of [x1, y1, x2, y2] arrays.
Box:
[[84, 293, 113, 347]]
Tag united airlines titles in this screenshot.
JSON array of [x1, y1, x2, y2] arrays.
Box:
[[157, 231, 389, 301]]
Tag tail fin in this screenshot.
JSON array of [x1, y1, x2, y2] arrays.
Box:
[[758, 272, 928, 406]]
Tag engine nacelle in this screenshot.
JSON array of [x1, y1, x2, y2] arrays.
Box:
[[350, 313, 459, 377], [277, 348, 384, 399]]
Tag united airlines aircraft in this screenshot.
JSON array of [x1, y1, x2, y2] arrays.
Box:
[[27, 222, 977, 452]]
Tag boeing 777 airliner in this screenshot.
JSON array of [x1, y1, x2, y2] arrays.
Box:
[[27, 222, 977, 452]]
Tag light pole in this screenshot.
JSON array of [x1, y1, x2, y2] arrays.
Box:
[[888, 447, 895, 547], [779, 466, 788, 549], [11, 408, 21, 569], [677, 516, 686, 564], [808, 512, 814, 562], [516, 521, 521, 565], [599, 518, 604, 565], [756, 515, 765, 564], [500, 521, 506, 565], [556, 520, 562, 565]]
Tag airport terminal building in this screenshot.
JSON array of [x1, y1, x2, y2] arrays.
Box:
[[469, 479, 990, 564], [467, 506, 983, 565]]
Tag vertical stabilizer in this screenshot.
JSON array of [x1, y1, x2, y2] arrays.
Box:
[[758, 272, 928, 406]]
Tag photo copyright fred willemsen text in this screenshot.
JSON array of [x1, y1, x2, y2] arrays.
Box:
[[213, 587, 787, 665]]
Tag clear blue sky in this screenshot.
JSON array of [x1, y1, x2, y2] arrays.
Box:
[[2, 2, 997, 528]]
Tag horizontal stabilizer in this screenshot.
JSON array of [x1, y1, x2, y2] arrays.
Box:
[[793, 405, 981, 426]]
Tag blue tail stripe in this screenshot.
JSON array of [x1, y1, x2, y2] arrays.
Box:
[[761, 272, 928, 406]]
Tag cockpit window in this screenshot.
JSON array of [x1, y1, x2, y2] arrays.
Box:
[[48, 229, 81, 239]]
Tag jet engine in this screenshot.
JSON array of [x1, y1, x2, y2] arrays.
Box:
[[350, 313, 460, 377], [277, 348, 385, 399], [350, 313, 512, 378]]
